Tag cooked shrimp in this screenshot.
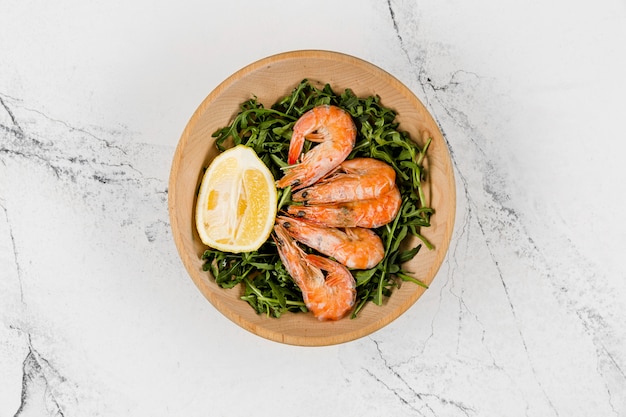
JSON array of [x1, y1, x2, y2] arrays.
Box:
[[273, 223, 356, 321], [276, 105, 356, 191], [287, 185, 402, 229], [292, 157, 396, 204], [276, 215, 384, 270]]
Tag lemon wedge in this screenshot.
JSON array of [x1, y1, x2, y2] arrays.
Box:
[[195, 145, 277, 253]]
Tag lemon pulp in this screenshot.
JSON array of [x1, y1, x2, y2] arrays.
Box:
[[195, 145, 277, 253]]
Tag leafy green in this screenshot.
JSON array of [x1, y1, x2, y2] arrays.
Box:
[[202, 79, 434, 319]]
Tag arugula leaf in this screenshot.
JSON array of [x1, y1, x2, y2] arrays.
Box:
[[201, 80, 434, 319]]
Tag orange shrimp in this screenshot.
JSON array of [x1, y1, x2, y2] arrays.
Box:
[[275, 215, 384, 270], [273, 223, 356, 321], [292, 157, 396, 204], [276, 105, 356, 191], [287, 185, 402, 229]]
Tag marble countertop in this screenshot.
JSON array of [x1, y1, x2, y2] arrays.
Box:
[[2, 1, 625, 416]]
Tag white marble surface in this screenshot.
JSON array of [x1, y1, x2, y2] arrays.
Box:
[[1, 1, 625, 416]]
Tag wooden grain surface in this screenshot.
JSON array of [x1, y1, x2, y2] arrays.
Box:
[[168, 50, 456, 346]]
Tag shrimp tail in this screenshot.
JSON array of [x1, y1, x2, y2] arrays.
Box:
[[304, 254, 356, 320], [287, 130, 306, 165], [305, 255, 352, 288]]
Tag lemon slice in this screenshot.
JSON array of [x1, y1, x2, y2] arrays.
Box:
[[195, 145, 277, 253]]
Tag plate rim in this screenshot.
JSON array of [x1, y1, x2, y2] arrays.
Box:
[[168, 49, 456, 346]]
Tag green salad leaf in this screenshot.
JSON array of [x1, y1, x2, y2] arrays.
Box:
[[201, 79, 434, 319]]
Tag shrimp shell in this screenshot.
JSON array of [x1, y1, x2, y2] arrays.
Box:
[[276, 215, 384, 270], [292, 157, 396, 204], [276, 105, 356, 191], [287, 185, 402, 229], [273, 223, 356, 321]]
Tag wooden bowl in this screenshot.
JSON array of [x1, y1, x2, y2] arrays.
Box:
[[168, 50, 455, 346]]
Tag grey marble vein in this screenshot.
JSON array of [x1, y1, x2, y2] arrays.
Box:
[[1, 92, 173, 417], [14, 334, 70, 417], [1, 1, 625, 416], [343, 3, 626, 416]]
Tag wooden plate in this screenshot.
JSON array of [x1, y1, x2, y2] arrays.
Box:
[[168, 50, 456, 346]]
